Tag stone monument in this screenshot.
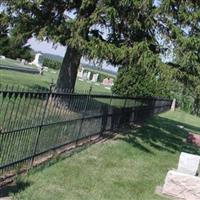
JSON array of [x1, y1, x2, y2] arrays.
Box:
[[87, 71, 91, 80], [161, 152, 200, 200], [102, 78, 114, 86], [91, 74, 99, 82], [83, 72, 88, 79], [77, 68, 84, 78], [21, 59, 26, 65], [0, 55, 6, 59], [30, 53, 43, 67], [30, 53, 44, 74]]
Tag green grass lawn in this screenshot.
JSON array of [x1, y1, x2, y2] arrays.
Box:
[[0, 58, 34, 68], [0, 58, 112, 94], [1, 110, 200, 200], [0, 69, 111, 94]]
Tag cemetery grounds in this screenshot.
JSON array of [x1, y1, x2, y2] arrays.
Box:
[[0, 110, 199, 200], [1, 58, 200, 199], [0, 58, 112, 94]]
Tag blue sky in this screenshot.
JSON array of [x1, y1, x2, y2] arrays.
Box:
[[28, 38, 66, 57]]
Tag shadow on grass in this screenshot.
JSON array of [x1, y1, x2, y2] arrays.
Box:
[[0, 146, 87, 198], [0, 180, 31, 198], [118, 116, 200, 155], [2, 113, 199, 197]]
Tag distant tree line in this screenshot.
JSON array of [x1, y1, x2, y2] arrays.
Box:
[[43, 57, 61, 70], [0, 13, 33, 61]]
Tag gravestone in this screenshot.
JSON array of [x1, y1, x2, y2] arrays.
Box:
[[77, 68, 84, 78], [87, 71, 91, 80], [177, 152, 200, 175], [0, 55, 5, 59], [161, 152, 200, 200], [21, 59, 26, 65], [102, 78, 114, 86], [30, 53, 44, 75], [30, 53, 44, 68], [187, 133, 200, 147], [83, 72, 88, 79], [91, 74, 99, 82], [162, 170, 200, 200], [102, 78, 109, 85]]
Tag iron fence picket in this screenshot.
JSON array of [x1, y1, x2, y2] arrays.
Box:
[[0, 86, 173, 174]]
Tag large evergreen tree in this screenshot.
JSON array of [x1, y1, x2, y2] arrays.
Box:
[[1, 0, 160, 90], [0, 11, 32, 61], [0, 12, 10, 56], [160, 0, 200, 114], [2, 0, 200, 105], [114, 0, 200, 101]]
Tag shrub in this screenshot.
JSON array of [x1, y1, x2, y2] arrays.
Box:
[[43, 58, 62, 70]]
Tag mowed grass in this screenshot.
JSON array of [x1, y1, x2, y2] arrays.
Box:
[[0, 58, 34, 68], [0, 62, 111, 94], [0, 69, 56, 90], [1, 110, 199, 200]]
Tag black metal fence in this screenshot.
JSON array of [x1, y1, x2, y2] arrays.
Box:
[[0, 86, 172, 174]]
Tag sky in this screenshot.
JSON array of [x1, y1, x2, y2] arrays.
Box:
[[28, 38, 66, 57], [28, 38, 118, 73]]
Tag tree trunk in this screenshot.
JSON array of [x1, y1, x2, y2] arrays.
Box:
[[192, 97, 200, 116], [56, 46, 81, 91]]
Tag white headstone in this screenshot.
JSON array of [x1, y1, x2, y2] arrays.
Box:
[[83, 72, 88, 79], [177, 152, 200, 176], [162, 170, 200, 200], [30, 53, 43, 67], [91, 74, 99, 82], [0, 55, 6, 59], [87, 71, 91, 80], [21, 59, 26, 65], [77, 68, 84, 78]]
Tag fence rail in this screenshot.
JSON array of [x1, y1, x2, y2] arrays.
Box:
[[0, 86, 172, 174]]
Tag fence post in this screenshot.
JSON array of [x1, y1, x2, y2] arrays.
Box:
[[100, 103, 108, 136], [109, 93, 115, 131], [171, 99, 176, 111], [30, 85, 52, 168], [121, 98, 128, 127], [123, 98, 127, 108]]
